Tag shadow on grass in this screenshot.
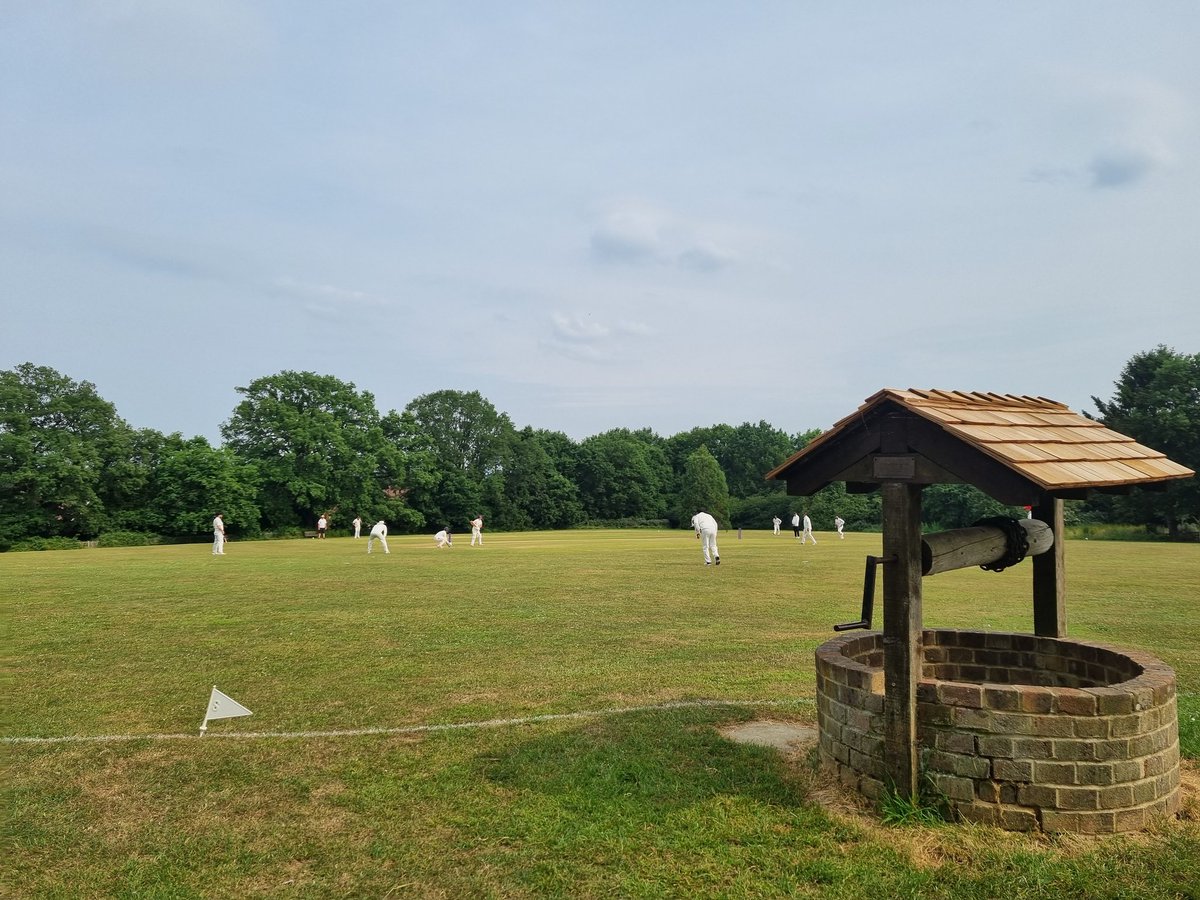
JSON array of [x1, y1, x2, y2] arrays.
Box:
[[477, 706, 821, 816], [454, 705, 875, 894]]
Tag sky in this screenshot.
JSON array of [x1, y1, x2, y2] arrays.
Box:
[[2, 2, 1198, 445]]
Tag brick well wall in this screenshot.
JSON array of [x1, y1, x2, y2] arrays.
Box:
[[815, 630, 1180, 833]]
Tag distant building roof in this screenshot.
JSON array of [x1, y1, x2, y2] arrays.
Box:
[[767, 388, 1194, 499]]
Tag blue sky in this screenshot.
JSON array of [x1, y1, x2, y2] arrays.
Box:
[[3, 2, 1197, 443]]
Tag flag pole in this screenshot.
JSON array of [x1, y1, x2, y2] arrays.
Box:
[[199, 684, 215, 735]]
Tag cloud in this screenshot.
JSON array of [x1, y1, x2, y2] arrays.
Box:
[[541, 312, 654, 364], [82, 228, 244, 284], [1088, 150, 1156, 189], [1027, 73, 1184, 191], [98, 243, 227, 282], [677, 247, 727, 272], [589, 230, 657, 266], [550, 312, 611, 342], [76, 0, 271, 83], [1023, 166, 1078, 187], [270, 277, 390, 320], [588, 199, 735, 271]]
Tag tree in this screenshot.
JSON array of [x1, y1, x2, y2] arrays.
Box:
[[148, 437, 261, 537], [376, 411, 435, 532], [402, 390, 514, 477], [920, 483, 1017, 531], [492, 428, 584, 530], [93, 426, 169, 533], [221, 371, 410, 530], [400, 391, 515, 530], [575, 428, 670, 522], [1090, 345, 1200, 537], [677, 446, 730, 528], [0, 363, 127, 546]]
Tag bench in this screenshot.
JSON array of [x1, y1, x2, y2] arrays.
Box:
[[303, 531, 319, 539]]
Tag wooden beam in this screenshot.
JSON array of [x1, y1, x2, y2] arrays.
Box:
[[881, 481, 924, 800], [845, 482, 880, 494], [780, 424, 882, 496], [832, 452, 965, 486], [900, 415, 1043, 505], [1032, 497, 1066, 637], [921, 519, 1053, 576]]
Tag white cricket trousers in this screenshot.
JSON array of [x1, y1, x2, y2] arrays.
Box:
[[368, 534, 389, 554], [213, 533, 224, 554], [471, 527, 482, 546], [700, 529, 719, 564]]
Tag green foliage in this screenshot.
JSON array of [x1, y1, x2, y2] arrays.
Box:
[[147, 437, 261, 537], [221, 370, 416, 531], [95, 531, 160, 548], [1179, 693, 1199, 760], [4, 345, 1194, 548], [491, 428, 585, 530], [403, 389, 514, 476], [1091, 345, 1200, 538], [804, 483, 882, 532], [666, 421, 794, 500], [400, 390, 516, 530], [575, 428, 670, 522], [879, 775, 952, 826], [7, 536, 84, 552], [677, 445, 730, 527], [729, 493, 791, 529], [921, 484, 1024, 532], [0, 363, 127, 543]]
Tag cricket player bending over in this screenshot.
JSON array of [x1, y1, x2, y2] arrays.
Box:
[[367, 520, 389, 554], [691, 511, 720, 566]]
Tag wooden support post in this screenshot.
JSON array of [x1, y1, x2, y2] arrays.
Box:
[[881, 481, 924, 800], [1032, 496, 1066, 637]]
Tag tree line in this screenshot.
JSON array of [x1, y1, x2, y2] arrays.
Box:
[[2, 346, 1196, 549]]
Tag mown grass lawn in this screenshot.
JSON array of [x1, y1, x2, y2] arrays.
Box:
[[3, 530, 1198, 898]]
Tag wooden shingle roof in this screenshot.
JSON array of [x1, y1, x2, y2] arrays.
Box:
[[767, 388, 1194, 497]]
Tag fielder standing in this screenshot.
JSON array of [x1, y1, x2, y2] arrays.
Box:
[[802, 513, 817, 545]]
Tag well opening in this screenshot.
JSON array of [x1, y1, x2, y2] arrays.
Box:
[[816, 629, 1181, 833]]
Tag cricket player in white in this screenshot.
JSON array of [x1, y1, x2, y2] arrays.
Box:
[[212, 514, 225, 555], [434, 529, 452, 548], [772, 515, 781, 535], [691, 511, 720, 566], [802, 513, 817, 544], [353, 516, 362, 539], [835, 516, 845, 539], [469, 516, 483, 546], [367, 520, 389, 554]]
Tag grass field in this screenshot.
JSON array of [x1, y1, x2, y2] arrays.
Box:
[[3, 530, 1199, 898]]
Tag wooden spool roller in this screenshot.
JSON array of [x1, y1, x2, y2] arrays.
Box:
[[921, 518, 1054, 577]]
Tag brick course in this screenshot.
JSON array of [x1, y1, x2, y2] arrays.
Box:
[[815, 629, 1180, 833]]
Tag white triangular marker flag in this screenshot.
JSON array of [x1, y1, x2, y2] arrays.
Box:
[[199, 685, 253, 734]]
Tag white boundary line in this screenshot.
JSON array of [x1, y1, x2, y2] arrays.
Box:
[[9, 691, 1195, 747], [2, 698, 815, 746]]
